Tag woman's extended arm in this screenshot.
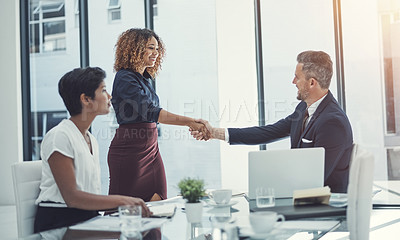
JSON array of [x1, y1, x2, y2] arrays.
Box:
[[48, 151, 151, 216], [158, 109, 211, 139]]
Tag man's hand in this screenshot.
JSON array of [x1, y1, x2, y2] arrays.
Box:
[[189, 119, 214, 141], [188, 120, 211, 141]]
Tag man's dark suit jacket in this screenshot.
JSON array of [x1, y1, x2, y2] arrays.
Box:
[[228, 91, 353, 193]]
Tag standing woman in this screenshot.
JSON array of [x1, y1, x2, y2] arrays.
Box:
[[108, 28, 208, 202]]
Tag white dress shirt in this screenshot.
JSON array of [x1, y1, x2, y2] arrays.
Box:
[[305, 93, 328, 127]]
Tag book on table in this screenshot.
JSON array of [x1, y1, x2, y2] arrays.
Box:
[[293, 186, 331, 206]]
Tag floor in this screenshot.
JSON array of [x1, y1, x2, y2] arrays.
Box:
[[0, 205, 18, 240]]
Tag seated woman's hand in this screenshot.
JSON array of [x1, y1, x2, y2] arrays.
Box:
[[120, 196, 152, 217]]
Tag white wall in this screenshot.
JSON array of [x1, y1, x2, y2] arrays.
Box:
[[154, 0, 222, 196], [0, 0, 22, 205]]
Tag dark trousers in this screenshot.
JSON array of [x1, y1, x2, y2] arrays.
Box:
[[34, 205, 99, 233]]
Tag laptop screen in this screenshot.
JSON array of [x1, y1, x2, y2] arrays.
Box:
[[248, 148, 325, 199]]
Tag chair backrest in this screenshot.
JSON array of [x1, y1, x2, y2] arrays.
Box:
[[347, 144, 375, 240], [12, 160, 42, 238]]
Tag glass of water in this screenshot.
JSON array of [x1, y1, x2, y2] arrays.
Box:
[[119, 205, 142, 240], [256, 187, 275, 208]]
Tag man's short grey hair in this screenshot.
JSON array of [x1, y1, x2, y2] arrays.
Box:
[[297, 50, 333, 89]]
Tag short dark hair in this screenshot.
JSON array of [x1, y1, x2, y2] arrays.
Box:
[[58, 67, 106, 116], [297, 50, 333, 89]]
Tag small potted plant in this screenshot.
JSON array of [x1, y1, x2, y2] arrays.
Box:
[[178, 177, 206, 223]]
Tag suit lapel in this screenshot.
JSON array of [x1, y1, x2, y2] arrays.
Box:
[[296, 91, 333, 147], [293, 102, 307, 147]]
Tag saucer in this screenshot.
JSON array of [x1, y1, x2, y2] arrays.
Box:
[[329, 193, 348, 207], [207, 200, 238, 208]]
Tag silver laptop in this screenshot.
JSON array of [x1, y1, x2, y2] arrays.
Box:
[[248, 147, 325, 199]]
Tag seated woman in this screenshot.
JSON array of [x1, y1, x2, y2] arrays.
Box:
[[34, 67, 150, 233]]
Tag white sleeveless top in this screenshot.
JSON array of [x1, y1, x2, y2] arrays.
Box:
[[35, 119, 101, 205]]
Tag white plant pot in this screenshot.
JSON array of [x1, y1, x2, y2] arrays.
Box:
[[185, 202, 203, 223]]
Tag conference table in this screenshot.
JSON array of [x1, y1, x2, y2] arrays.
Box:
[[23, 195, 344, 240], [22, 182, 400, 240]]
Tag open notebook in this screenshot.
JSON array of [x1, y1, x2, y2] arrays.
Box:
[[149, 204, 177, 218]]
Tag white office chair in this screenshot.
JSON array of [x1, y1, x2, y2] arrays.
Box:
[[11, 160, 42, 238], [347, 144, 375, 240]]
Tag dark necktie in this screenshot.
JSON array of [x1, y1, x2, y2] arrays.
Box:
[[302, 110, 309, 133]]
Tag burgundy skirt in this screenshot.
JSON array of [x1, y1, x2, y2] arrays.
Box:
[[108, 122, 167, 202]]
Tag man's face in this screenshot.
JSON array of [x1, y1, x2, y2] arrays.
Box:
[[292, 63, 310, 101]]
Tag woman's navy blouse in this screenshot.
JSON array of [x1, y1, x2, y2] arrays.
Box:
[[111, 69, 162, 124]]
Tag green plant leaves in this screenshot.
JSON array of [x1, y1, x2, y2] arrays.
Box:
[[178, 177, 206, 203]]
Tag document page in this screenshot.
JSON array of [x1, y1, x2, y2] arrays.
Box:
[[69, 216, 168, 232]]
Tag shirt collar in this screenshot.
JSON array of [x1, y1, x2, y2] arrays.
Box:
[[143, 70, 153, 80], [126, 68, 153, 80], [307, 93, 328, 117]]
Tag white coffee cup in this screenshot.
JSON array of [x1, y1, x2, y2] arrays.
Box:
[[249, 211, 285, 233], [210, 189, 232, 204]]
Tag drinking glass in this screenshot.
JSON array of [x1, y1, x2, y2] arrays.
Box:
[[256, 187, 275, 208], [119, 205, 142, 240], [210, 216, 239, 240]]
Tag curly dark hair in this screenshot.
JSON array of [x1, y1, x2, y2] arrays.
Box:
[[114, 28, 165, 78]]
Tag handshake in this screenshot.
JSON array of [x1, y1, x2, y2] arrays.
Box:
[[188, 119, 223, 141]]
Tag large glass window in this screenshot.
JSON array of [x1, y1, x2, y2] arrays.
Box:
[[28, 0, 80, 160], [379, 0, 400, 180], [154, 0, 258, 196], [260, 0, 337, 150], [20, 0, 400, 200], [342, 0, 398, 180]]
